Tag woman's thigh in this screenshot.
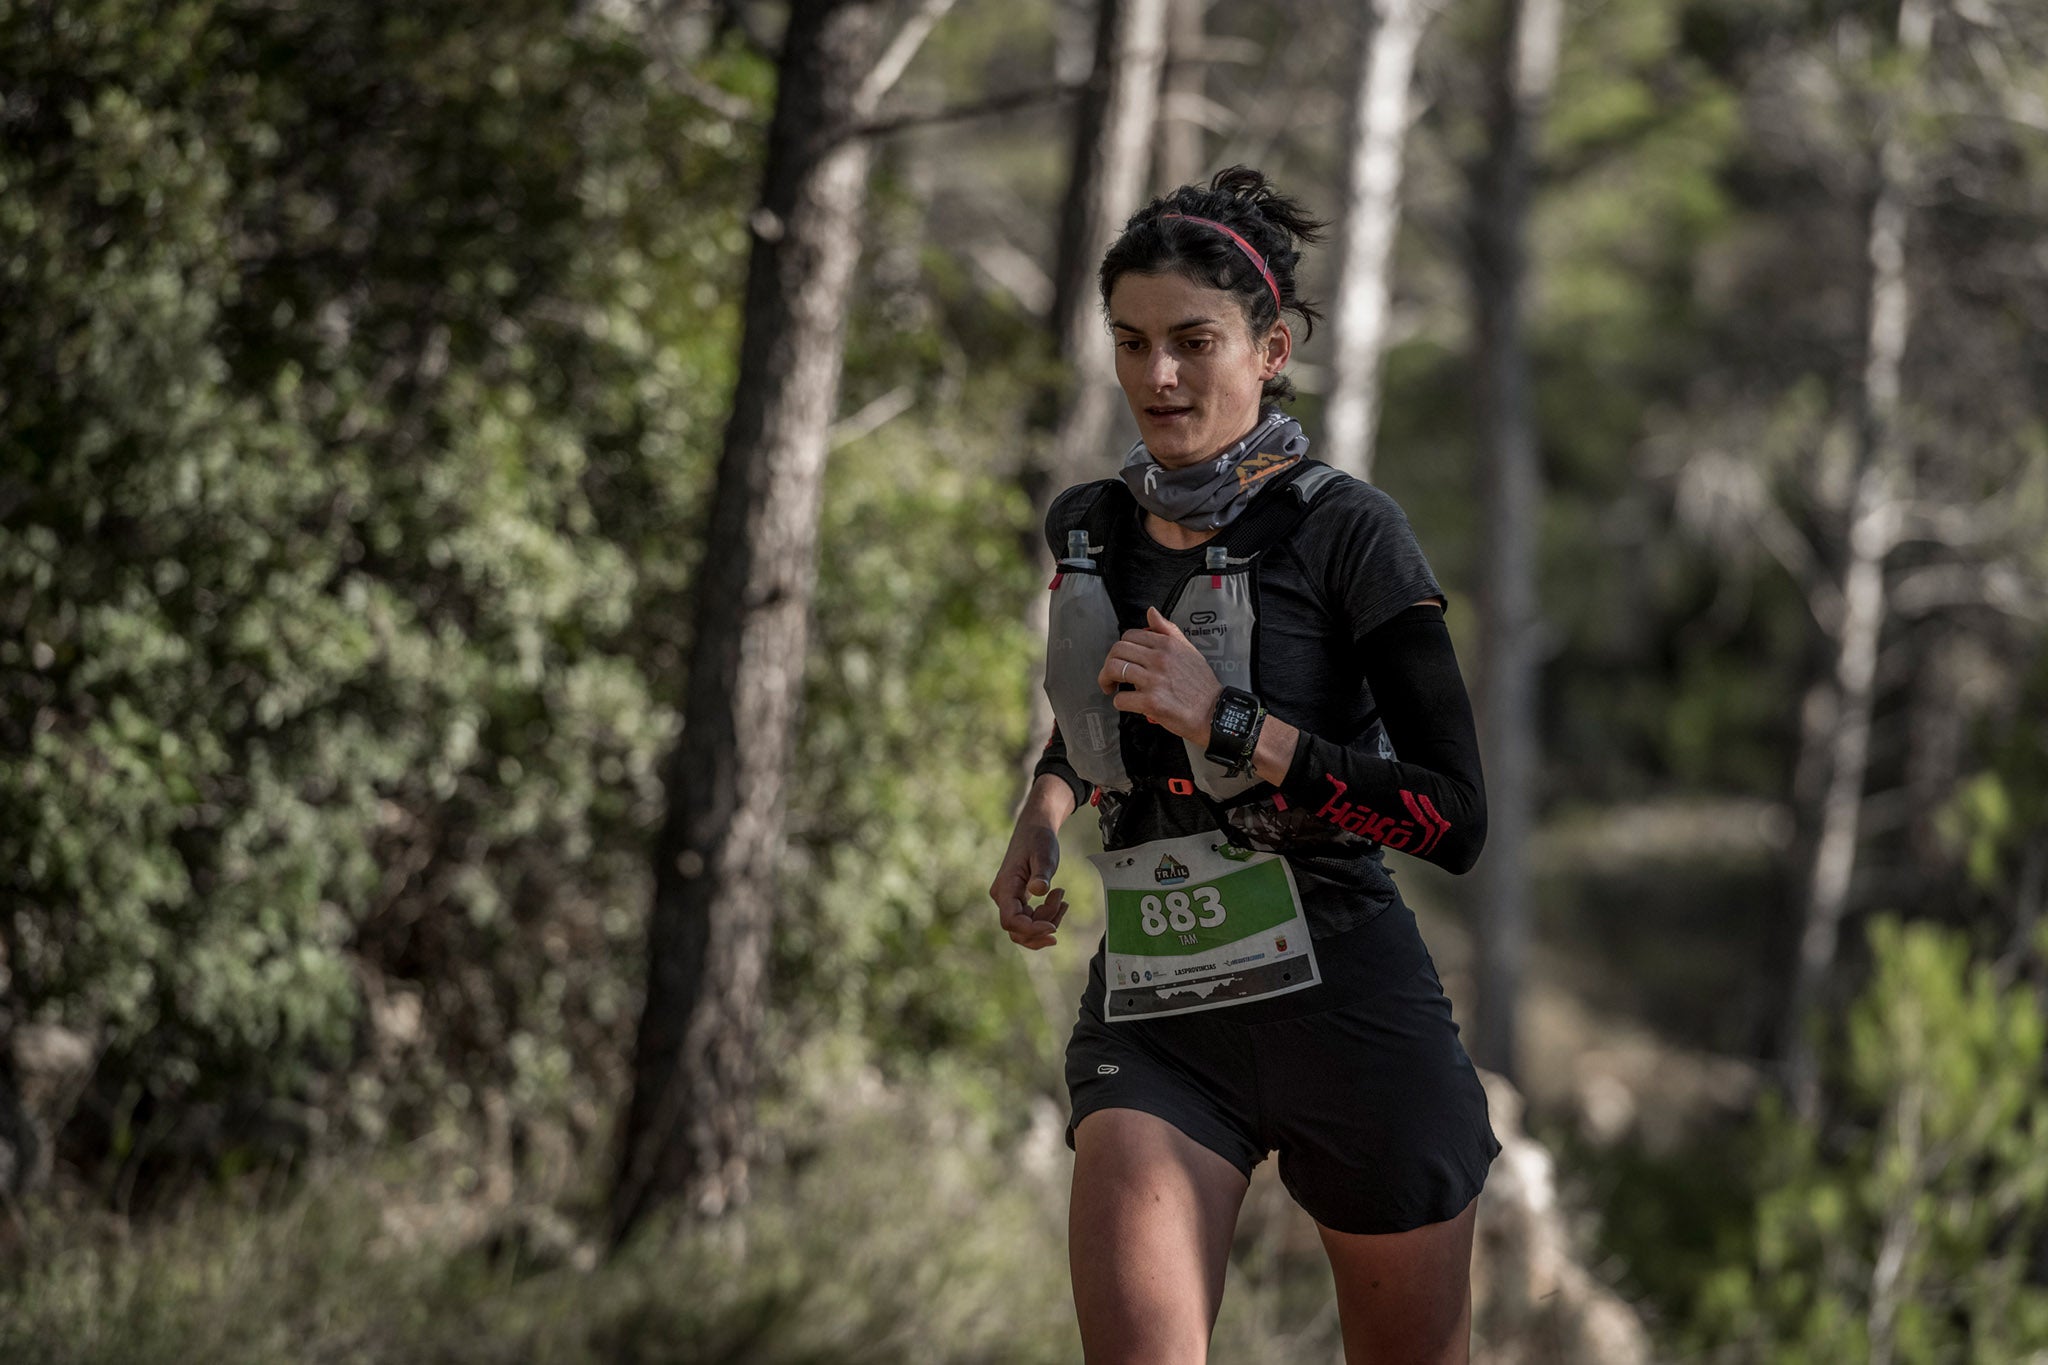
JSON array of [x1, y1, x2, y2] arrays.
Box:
[[1069, 1106, 1250, 1365], [1316, 1193, 1478, 1365]]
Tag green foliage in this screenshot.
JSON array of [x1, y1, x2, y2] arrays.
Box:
[[776, 410, 1056, 1100], [0, 0, 756, 1158], [1687, 916, 2048, 1363], [1943, 642, 2048, 896]]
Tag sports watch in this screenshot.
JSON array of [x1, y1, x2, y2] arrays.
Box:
[[1204, 686, 1267, 777]]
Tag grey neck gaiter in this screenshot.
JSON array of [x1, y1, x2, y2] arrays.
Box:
[[1118, 409, 1311, 531]]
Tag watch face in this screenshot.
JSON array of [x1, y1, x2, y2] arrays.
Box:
[[1218, 696, 1254, 736]]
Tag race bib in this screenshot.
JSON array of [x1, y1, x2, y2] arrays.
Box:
[[1088, 831, 1320, 1022]]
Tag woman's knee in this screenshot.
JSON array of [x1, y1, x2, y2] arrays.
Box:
[[1315, 1194, 1478, 1365]]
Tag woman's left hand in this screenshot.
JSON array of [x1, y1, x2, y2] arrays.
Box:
[[1097, 606, 1222, 745]]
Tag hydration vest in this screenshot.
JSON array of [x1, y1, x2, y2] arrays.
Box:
[[1043, 458, 1366, 845]]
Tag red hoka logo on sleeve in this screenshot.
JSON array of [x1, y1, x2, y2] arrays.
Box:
[[1313, 774, 1451, 854]]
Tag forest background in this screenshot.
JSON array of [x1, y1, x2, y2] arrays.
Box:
[[3, 0, 2047, 1359]]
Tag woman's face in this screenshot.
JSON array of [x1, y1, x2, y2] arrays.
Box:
[[1107, 270, 1291, 470]]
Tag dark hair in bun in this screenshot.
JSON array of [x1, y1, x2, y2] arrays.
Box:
[[1097, 166, 1328, 402]]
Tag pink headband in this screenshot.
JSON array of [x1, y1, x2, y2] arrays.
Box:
[[1159, 213, 1282, 312]]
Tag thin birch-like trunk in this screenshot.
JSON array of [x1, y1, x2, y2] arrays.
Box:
[[1782, 0, 1931, 1122], [1322, 0, 1432, 480], [1866, 1070, 1926, 1365], [1150, 0, 1207, 192]]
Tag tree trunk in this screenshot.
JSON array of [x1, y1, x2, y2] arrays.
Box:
[[1150, 0, 1207, 193], [609, 0, 884, 1247], [1782, 0, 1929, 1122], [1322, 0, 1432, 481], [1466, 0, 1561, 1084]]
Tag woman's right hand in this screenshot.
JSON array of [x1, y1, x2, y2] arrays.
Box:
[[990, 776, 1075, 950]]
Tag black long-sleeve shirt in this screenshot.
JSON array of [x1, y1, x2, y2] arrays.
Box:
[[1034, 477, 1487, 938]]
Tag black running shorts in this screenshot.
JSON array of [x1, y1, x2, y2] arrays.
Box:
[[1063, 899, 1500, 1236]]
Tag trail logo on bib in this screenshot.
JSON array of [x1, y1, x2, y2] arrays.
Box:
[[1154, 855, 1190, 886]]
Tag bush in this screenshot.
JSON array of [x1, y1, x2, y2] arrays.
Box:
[[1688, 916, 2048, 1364]]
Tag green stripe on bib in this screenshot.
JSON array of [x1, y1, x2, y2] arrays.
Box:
[[1104, 858, 1301, 957]]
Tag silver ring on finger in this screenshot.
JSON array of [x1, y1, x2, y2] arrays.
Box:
[[1119, 660, 1131, 681]]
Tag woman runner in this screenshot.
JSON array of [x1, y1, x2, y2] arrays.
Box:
[[989, 166, 1500, 1364]]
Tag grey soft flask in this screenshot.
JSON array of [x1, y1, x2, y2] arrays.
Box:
[[1044, 530, 1131, 791]]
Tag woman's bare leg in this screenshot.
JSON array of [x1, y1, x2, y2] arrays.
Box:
[[1068, 1107, 1250, 1365], [1315, 1193, 1479, 1365]]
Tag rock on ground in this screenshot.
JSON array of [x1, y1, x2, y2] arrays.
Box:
[[1472, 1068, 1652, 1365]]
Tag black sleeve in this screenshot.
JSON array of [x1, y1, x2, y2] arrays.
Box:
[[1308, 481, 1444, 642], [1274, 604, 1487, 874], [1032, 722, 1093, 810]]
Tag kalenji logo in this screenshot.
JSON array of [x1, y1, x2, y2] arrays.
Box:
[[1312, 774, 1451, 855]]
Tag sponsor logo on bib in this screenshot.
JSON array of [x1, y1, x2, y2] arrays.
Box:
[[1154, 855, 1190, 886]]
